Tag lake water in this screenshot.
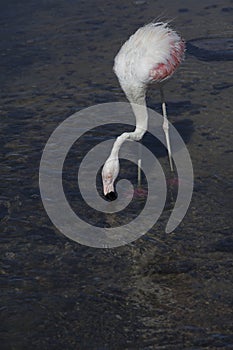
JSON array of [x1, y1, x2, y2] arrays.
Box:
[[1, 0, 233, 349]]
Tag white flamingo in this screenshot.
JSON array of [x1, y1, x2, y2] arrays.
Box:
[[102, 22, 185, 200]]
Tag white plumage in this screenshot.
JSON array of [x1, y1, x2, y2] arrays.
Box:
[[102, 22, 185, 200]]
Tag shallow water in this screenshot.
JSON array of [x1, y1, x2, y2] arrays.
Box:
[[1, 0, 233, 349]]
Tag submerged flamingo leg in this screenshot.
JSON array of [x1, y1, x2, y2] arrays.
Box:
[[137, 143, 142, 186], [160, 87, 174, 172]]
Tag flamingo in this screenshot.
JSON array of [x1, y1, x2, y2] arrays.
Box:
[[102, 22, 185, 200]]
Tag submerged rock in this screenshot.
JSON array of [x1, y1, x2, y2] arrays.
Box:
[[187, 37, 233, 61]]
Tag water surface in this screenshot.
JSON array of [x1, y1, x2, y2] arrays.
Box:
[[1, 0, 233, 349]]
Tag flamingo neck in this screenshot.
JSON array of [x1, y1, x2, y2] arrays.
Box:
[[129, 98, 148, 140], [121, 82, 148, 140], [108, 94, 148, 164], [108, 132, 129, 161], [105, 84, 148, 169]]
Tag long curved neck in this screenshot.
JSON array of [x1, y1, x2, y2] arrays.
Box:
[[123, 82, 148, 139], [107, 95, 148, 162], [108, 131, 129, 161], [129, 97, 148, 140]]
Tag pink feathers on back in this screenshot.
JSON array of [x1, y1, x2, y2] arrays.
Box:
[[149, 38, 185, 82], [114, 22, 185, 89]]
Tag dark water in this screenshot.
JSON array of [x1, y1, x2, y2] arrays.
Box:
[[1, 0, 233, 349]]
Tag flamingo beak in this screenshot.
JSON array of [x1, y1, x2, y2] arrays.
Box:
[[103, 183, 113, 196], [103, 184, 117, 201], [105, 191, 117, 201]]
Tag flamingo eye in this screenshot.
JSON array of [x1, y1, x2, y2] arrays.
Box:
[[103, 174, 112, 183]]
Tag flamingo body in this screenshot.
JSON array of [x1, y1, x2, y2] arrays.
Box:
[[113, 22, 185, 101], [102, 22, 185, 199]]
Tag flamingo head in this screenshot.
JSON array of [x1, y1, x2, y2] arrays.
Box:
[[101, 157, 119, 201]]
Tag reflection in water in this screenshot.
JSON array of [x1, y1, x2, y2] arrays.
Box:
[[0, 0, 233, 348]]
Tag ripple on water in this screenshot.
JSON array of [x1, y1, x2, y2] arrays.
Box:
[[187, 37, 233, 61]]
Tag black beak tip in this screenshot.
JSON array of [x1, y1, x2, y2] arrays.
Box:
[[105, 191, 117, 201]]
